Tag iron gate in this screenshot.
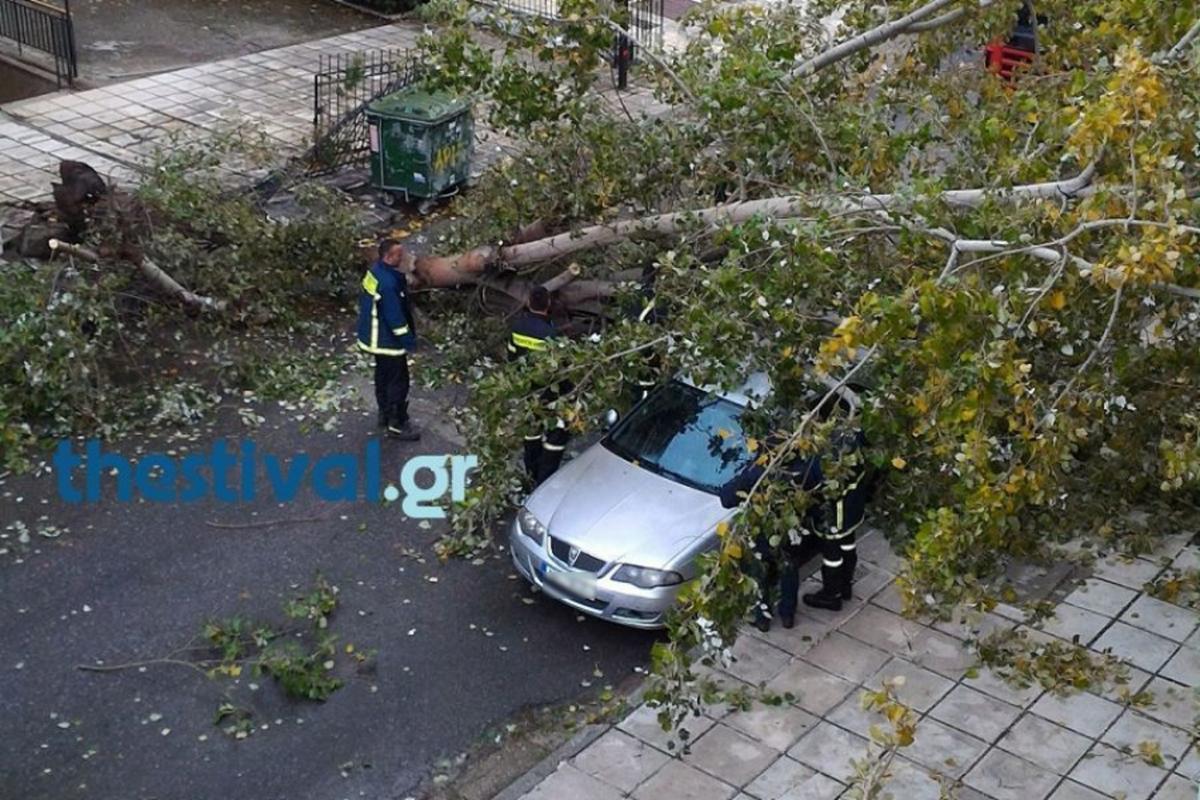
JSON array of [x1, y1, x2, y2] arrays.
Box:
[[0, 0, 77, 88], [310, 48, 421, 173]]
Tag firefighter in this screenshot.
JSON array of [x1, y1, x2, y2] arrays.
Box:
[[802, 396, 869, 611], [721, 439, 824, 632], [357, 238, 419, 441], [509, 286, 569, 485]]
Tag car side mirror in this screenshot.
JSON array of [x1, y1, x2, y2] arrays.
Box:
[[603, 409, 619, 430]]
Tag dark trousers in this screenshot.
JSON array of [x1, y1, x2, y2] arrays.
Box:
[[753, 534, 819, 621], [374, 353, 410, 427], [524, 423, 569, 485], [817, 529, 858, 594]]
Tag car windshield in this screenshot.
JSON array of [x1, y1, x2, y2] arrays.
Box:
[[603, 381, 754, 494]]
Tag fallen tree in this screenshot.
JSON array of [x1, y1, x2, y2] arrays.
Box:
[[409, 0, 1200, 728]]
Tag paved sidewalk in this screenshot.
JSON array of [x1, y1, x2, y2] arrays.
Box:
[[0, 23, 422, 204], [515, 530, 1200, 800]]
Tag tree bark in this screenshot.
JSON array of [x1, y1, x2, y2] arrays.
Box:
[[411, 166, 1099, 287]]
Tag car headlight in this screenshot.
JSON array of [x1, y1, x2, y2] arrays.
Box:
[[518, 507, 547, 545], [612, 564, 684, 589]]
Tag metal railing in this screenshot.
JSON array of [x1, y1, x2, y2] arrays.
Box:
[[0, 0, 77, 88], [310, 48, 421, 173], [474, 0, 664, 53]]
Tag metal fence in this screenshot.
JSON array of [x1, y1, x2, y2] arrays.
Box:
[[475, 0, 664, 53], [310, 48, 421, 173], [0, 0, 77, 88]]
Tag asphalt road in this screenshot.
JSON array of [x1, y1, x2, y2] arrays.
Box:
[[0, 391, 660, 800]]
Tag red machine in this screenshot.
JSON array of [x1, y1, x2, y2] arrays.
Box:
[[985, 1, 1040, 81]]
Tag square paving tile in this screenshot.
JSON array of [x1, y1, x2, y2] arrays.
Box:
[[1093, 621, 1178, 673], [568, 731, 670, 793], [754, 615, 832, 658], [1031, 690, 1123, 737], [1121, 595, 1200, 643], [907, 627, 977, 677], [1088, 664, 1153, 704], [684, 724, 780, 787], [930, 684, 1023, 742], [743, 755, 843, 800], [764, 661, 857, 717], [1174, 546, 1200, 572], [902, 717, 987, 778], [1160, 647, 1200, 686], [934, 609, 1015, 642], [963, 664, 1045, 707], [725, 634, 792, 686], [1070, 742, 1169, 800], [1155, 773, 1197, 800], [523, 763, 626, 800], [1102, 709, 1193, 769], [1140, 677, 1200, 731], [1047, 779, 1112, 800], [1094, 555, 1163, 589], [802, 632, 890, 684], [870, 582, 906, 614], [786, 721, 869, 783], [867, 657, 955, 712], [1037, 603, 1112, 645], [998, 713, 1092, 774], [827, 691, 880, 739], [840, 605, 927, 653], [1175, 745, 1200, 782], [632, 759, 737, 800], [882, 758, 945, 800], [619, 703, 717, 754], [965, 748, 1059, 800], [722, 703, 819, 752]]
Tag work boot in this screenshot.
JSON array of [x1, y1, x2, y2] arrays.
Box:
[[753, 612, 771, 633], [386, 421, 421, 442], [841, 549, 857, 600], [803, 565, 844, 611], [780, 613, 795, 629], [377, 408, 388, 428]]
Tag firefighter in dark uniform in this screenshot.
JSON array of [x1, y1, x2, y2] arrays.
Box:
[[509, 286, 569, 485], [803, 398, 869, 611], [721, 440, 824, 632], [357, 239, 419, 441]]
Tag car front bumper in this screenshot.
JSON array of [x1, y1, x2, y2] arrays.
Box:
[[507, 518, 679, 630]]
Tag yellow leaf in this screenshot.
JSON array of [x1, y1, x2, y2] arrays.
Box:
[[960, 407, 977, 422], [717, 428, 731, 440], [723, 542, 743, 561], [345, 644, 355, 654], [747, 438, 759, 453], [891, 456, 907, 470], [1048, 291, 1067, 310], [228, 664, 242, 677], [716, 521, 730, 538]]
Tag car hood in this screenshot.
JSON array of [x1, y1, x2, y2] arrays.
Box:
[[527, 443, 729, 569]]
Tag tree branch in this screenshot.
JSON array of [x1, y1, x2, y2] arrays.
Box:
[[1166, 19, 1200, 61], [49, 239, 228, 313], [786, 0, 958, 80]]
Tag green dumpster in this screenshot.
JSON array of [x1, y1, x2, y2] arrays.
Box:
[[365, 86, 474, 207]]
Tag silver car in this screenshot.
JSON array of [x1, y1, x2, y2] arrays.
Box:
[[508, 375, 769, 629]]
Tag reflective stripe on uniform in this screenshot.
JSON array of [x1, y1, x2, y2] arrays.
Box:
[[542, 441, 567, 451], [357, 341, 406, 356], [638, 299, 656, 322], [392, 325, 410, 336], [840, 542, 857, 551], [511, 332, 548, 351], [362, 272, 380, 297], [823, 558, 844, 568]]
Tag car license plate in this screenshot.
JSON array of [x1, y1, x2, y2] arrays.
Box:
[[539, 561, 597, 600]]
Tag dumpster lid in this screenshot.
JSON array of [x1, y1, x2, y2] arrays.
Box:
[[368, 86, 470, 123]]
